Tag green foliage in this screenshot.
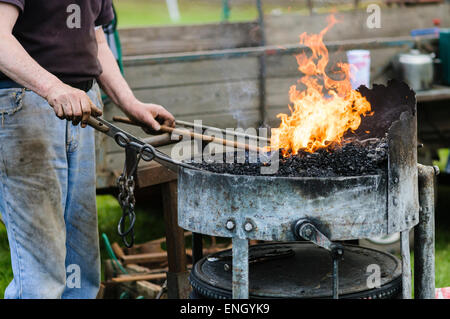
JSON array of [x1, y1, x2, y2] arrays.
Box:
[[0, 223, 12, 298], [433, 148, 450, 172]]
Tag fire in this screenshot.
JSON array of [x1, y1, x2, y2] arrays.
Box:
[[270, 15, 372, 155]]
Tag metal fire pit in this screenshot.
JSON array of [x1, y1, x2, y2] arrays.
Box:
[[177, 80, 437, 299]]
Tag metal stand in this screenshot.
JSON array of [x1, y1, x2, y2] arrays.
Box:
[[400, 230, 412, 298], [415, 164, 438, 299], [232, 238, 249, 299], [201, 166, 438, 300], [401, 164, 437, 299]]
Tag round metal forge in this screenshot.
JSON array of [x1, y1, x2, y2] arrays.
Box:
[[178, 81, 419, 242], [189, 243, 402, 299], [176, 80, 432, 299]]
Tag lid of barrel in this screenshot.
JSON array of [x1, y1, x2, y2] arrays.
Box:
[[190, 242, 402, 299]]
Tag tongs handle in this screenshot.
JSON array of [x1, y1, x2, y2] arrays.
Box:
[[87, 116, 110, 133], [113, 116, 266, 153]]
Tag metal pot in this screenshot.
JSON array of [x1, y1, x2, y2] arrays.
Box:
[[393, 49, 434, 91]]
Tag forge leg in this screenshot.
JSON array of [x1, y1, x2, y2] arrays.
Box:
[[400, 230, 412, 299], [232, 238, 249, 299], [415, 164, 437, 299]]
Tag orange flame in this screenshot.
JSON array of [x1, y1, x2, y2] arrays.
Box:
[[270, 15, 372, 155]]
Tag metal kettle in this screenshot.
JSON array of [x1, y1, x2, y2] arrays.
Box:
[[393, 49, 434, 91]]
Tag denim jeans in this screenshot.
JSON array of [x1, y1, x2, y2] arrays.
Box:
[[0, 84, 102, 299]]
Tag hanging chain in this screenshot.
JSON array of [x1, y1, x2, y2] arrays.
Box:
[[116, 146, 142, 248]]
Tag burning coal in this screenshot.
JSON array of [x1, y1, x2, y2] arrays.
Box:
[[270, 15, 373, 155]]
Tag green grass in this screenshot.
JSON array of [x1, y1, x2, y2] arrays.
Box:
[[114, 0, 257, 28], [114, 0, 309, 28], [113, 0, 385, 28], [0, 224, 12, 298], [434, 148, 450, 173]]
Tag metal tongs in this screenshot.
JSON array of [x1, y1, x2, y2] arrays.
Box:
[[87, 116, 196, 173], [86, 116, 196, 247]]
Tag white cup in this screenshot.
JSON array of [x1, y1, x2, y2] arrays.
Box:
[[346, 50, 371, 89]]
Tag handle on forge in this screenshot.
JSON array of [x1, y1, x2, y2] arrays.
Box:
[[294, 219, 344, 299]]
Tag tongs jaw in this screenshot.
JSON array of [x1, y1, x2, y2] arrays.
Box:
[[88, 116, 197, 173]]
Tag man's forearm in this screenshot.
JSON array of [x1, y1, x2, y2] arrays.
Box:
[[96, 34, 138, 113], [95, 28, 174, 130], [0, 33, 62, 98]]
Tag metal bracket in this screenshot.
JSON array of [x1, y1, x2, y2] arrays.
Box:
[[294, 219, 344, 299]]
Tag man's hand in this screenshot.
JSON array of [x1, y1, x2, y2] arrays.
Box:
[[124, 101, 175, 133], [45, 82, 103, 128]]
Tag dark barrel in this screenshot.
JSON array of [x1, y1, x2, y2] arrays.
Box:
[[189, 242, 402, 299]]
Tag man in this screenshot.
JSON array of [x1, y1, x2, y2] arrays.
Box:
[[0, 1, 175, 298]]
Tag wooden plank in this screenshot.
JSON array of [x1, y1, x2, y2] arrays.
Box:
[[111, 242, 126, 260], [137, 161, 177, 189], [264, 4, 450, 45], [122, 252, 168, 265], [124, 57, 259, 90], [264, 46, 409, 81], [126, 80, 260, 118], [119, 22, 261, 56], [110, 273, 166, 283]]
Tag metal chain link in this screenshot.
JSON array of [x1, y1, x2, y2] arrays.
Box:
[[116, 149, 141, 248]]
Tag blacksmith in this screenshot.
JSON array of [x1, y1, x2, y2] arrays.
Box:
[[0, 1, 174, 298]]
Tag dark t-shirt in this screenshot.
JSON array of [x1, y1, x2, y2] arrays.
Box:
[[0, 0, 114, 84]]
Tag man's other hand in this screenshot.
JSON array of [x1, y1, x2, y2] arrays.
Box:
[[45, 83, 103, 127], [125, 101, 175, 133]]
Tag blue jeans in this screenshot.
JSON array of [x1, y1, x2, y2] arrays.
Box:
[[0, 84, 102, 298]]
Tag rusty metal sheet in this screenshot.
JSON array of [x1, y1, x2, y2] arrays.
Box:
[[178, 168, 388, 241], [357, 80, 419, 233], [178, 80, 419, 241]]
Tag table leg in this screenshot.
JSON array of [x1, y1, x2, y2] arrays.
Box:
[[161, 180, 190, 299]]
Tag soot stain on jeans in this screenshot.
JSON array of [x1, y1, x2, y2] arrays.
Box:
[[5, 124, 62, 212]]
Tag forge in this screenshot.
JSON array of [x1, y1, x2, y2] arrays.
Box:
[[180, 80, 418, 242], [177, 80, 437, 299]]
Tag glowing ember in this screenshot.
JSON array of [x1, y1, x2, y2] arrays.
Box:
[[270, 15, 372, 155]]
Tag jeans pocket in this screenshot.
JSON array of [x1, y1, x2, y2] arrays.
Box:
[[0, 88, 26, 118]]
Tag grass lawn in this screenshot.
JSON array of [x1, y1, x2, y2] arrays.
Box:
[[114, 0, 299, 28], [113, 0, 383, 28]]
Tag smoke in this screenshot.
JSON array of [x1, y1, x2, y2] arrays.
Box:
[[224, 78, 258, 129]]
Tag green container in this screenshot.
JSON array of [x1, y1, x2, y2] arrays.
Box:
[[440, 29, 450, 85]]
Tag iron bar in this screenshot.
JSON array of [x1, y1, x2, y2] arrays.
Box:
[[123, 35, 438, 66], [256, 0, 268, 127], [232, 238, 249, 299], [175, 119, 270, 143], [400, 230, 412, 299], [332, 257, 339, 299], [415, 164, 438, 299], [112, 116, 266, 153]]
